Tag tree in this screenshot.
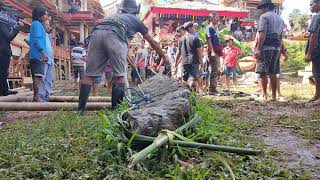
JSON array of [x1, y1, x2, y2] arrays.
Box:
[[288, 9, 310, 32]]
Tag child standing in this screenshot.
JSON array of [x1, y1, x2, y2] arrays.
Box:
[[221, 39, 243, 91]]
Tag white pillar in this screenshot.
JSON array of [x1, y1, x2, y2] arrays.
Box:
[[80, 22, 85, 42], [58, 0, 63, 10], [63, 30, 68, 47], [83, 0, 88, 11], [84, 25, 89, 38]]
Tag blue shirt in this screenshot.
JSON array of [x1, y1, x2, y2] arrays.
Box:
[[29, 21, 46, 60], [205, 25, 220, 46], [44, 33, 53, 65]]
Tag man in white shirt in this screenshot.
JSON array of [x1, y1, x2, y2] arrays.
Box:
[[71, 42, 86, 86]]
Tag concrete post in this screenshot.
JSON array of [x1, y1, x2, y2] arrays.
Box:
[[80, 22, 85, 42]]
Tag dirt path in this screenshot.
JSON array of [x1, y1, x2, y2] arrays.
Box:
[[211, 99, 320, 179]]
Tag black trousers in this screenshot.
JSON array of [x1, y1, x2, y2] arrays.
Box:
[[0, 54, 10, 95]]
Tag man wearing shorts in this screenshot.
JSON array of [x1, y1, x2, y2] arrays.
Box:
[[78, 0, 168, 112], [254, 0, 284, 101], [175, 22, 203, 91], [305, 0, 320, 102], [71, 42, 86, 86], [221, 39, 242, 91]]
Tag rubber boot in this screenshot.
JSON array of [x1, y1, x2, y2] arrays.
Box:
[[33, 77, 41, 102], [111, 83, 125, 109], [78, 84, 91, 114]]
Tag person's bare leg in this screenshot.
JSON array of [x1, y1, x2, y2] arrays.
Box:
[[92, 84, 99, 96], [277, 77, 282, 97], [268, 78, 271, 93], [196, 78, 202, 93], [269, 74, 277, 101], [225, 76, 230, 91], [233, 78, 237, 90], [310, 80, 320, 102], [205, 79, 209, 93], [107, 80, 112, 93], [259, 74, 268, 100]]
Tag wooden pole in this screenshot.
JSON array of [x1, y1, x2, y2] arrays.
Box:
[[0, 95, 111, 102], [16, 89, 32, 93], [0, 102, 111, 111], [0, 91, 34, 102], [49, 96, 111, 102], [11, 87, 27, 91], [16, 91, 34, 96]]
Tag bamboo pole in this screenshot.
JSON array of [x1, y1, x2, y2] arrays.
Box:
[[0, 102, 111, 111], [128, 135, 169, 168], [49, 96, 111, 102]]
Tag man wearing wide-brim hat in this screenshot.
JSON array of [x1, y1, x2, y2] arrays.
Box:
[[254, 0, 284, 101], [77, 0, 168, 113]]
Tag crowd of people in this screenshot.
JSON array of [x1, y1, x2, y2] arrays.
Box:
[[0, 0, 319, 114], [119, 15, 249, 96]]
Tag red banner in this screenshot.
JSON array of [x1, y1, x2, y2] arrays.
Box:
[[150, 7, 248, 18]]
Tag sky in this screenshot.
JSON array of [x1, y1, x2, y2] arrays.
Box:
[[282, 0, 310, 23], [100, 0, 311, 23]]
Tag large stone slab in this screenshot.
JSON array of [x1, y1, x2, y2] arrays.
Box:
[[126, 75, 191, 136]]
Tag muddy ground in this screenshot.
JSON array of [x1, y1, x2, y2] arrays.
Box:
[[210, 97, 320, 179]]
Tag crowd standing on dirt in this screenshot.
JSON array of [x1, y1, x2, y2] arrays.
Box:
[[0, 0, 319, 110]]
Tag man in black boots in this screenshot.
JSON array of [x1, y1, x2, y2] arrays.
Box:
[[78, 0, 167, 113], [0, 14, 23, 96]]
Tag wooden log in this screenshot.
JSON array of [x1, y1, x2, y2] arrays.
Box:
[[0, 102, 111, 111], [49, 96, 111, 102], [0, 91, 34, 102], [16, 89, 32, 93], [11, 87, 27, 91], [16, 91, 34, 96]]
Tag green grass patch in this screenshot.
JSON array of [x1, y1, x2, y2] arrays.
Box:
[[0, 100, 293, 179], [282, 40, 307, 73]]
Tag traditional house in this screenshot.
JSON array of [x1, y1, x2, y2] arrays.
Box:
[[1, 0, 104, 87], [143, 1, 249, 43], [102, 0, 122, 17], [220, 0, 284, 20]]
